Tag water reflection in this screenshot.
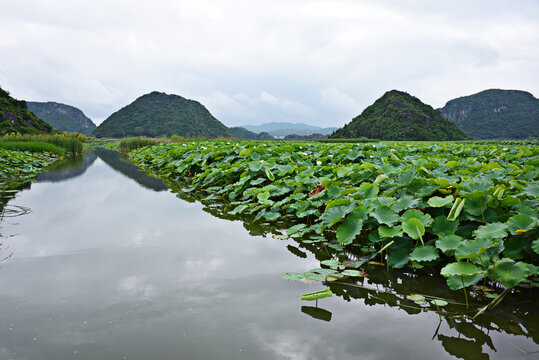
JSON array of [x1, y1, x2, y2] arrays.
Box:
[[0, 150, 536, 359], [36, 153, 97, 183]]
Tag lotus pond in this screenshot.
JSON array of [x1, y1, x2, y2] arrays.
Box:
[[0, 144, 537, 359]]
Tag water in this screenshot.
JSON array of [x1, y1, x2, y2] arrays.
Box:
[[0, 150, 537, 359]]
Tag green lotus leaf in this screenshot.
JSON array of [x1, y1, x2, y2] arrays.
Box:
[[303, 272, 326, 282], [428, 195, 454, 208], [281, 272, 304, 281], [506, 214, 535, 235], [533, 239, 539, 255], [264, 211, 280, 221], [447, 198, 465, 221], [371, 206, 400, 226], [336, 206, 368, 244], [406, 294, 425, 302], [446, 273, 485, 290], [321, 259, 341, 268], [286, 224, 306, 236], [488, 258, 531, 288], [455, 238, 496, 260], [378, 225, 404, 238], [391, 195, 420, 213], [472, 222, 508, 240], [265, 168, 275, 181], [402, 217, 425, 240], [301, 288, 333, 301], [440, 262, 486, 278], [409, 245, 439, 262], [228, 204, 248, 215], [341, 269, 362, 277], [401, 209, 433, 227], [319, 204, 355, 230], [257, 191, 270, 202], [432, 215, 459, 235], [248, 161, 263, 171], [387, 246, 410, 269], [431, 299, 448, 307], [523, 183, 539, 198]]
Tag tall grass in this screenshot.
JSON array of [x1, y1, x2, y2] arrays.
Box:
[[0, 134, 83, 154], [0, 141, 65, 155], [119, 137, 159, 153]]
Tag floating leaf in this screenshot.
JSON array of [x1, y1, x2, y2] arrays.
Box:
[[301, 288, 333, 301], [281, 272, 304, 281], [406, 294, 425, 302], [336, 206, 368, 244], [431, 299, 448, 307], [440, 262, 486, 277], [341, 269, 362, 277], [409, 245, 439, 262], [287, 223, 306, 235], [472, 222, 508, 240]]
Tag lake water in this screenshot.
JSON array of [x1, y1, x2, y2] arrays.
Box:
[[0, 150, 537, 359]]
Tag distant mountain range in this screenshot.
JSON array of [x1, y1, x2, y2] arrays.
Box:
[[331, 90, 469, 141], [240, 122, 338, 137], [93, 91, 230, 138], [0, 87, 54, 135], [439, 89, 538, 140], [3, 86, 537, 140], [28, 101, 96, 136]]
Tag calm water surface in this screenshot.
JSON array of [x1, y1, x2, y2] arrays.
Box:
[[0, 150, 536, 360]]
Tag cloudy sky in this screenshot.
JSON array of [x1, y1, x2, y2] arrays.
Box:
[[1, 0, 538, 127]]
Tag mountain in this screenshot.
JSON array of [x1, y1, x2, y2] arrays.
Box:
[[27, 102, 96, 136], [93, 91, 230, 138], [228, 127, 260, 139], [0, 87, 54, 135], [228, 127, 275, 139], [330, 90, 470, 141], [439, 89, 538, 139], [241, 122, 338, 137]]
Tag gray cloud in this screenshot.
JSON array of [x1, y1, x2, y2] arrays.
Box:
[[1, 0, 537, 127]]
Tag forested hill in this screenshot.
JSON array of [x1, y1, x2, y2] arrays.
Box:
[[439, 89, 538, 139], [92, 91, 230, 138], [0, 87, 54, 135], [28, 101, 96, 136], [330, 90, 469, 141]]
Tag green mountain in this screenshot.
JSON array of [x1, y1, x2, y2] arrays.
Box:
[[27, 102, 96, 136], [330, 90, 469, 141], [439, 89, 538, 139], [0, 87, 54, 135], [93, 91, 230, 138], [228, 127, 260, 139]]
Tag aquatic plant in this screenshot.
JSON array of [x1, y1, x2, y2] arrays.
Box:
[[130, 140, 538, 309]]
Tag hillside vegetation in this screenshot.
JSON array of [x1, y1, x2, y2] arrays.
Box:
[[440, 89, 538, 139], [92, 91, 230, 138], [331, 90, 469, 141], [28, 101, 96, 135], [0, 87, 54, 135]]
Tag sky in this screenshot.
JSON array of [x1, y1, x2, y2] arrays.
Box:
[[1, 0, 538, 127]]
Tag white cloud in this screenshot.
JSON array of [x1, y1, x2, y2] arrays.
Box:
[[0, 0, 537, 127]]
